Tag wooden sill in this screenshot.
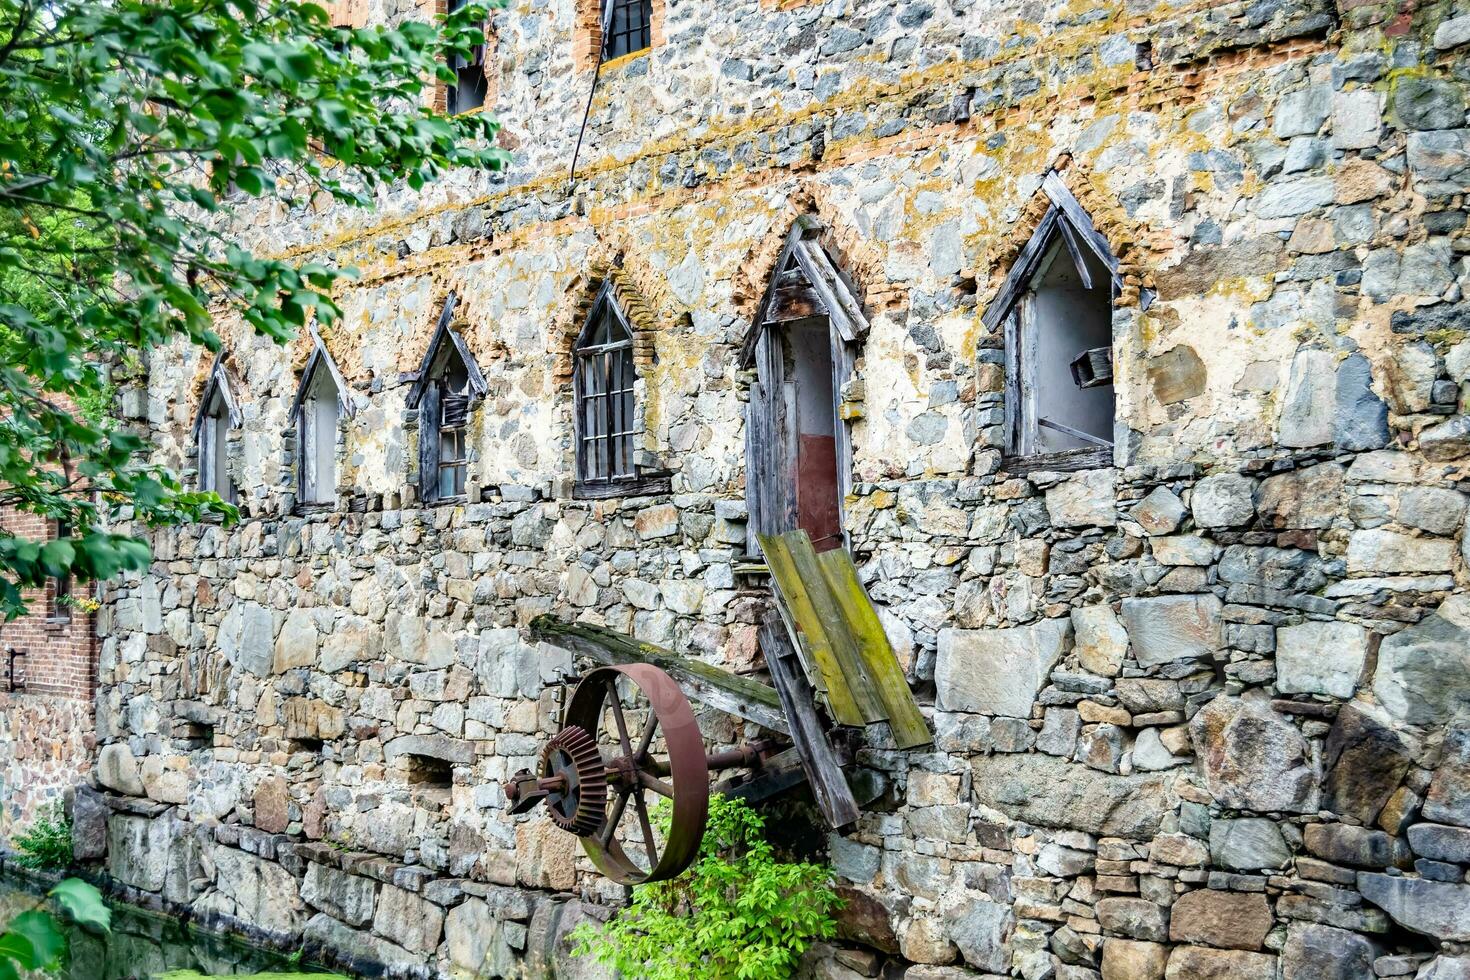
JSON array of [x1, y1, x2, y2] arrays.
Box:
[[1000, 446, 1114, 476]]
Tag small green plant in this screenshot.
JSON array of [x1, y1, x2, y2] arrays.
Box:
[[11, 802, 73, 871], [572, 795, 841, 980], [0, 877, 111, 980]]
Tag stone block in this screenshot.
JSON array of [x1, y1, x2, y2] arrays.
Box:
[[1278, 349, 1336, 448], [97, 743, 145, 796], [970, 753, 1178, 839], [1165, 947, 1277, 979], [302, 862, 377, 928], [1045, 470, 1118, 528], [1209, 818, 1292, 871], [1191, 695, 1319, 813], [1435, 15, 1470, 48], [446, 897, 523, 977], [1280, 923, 1378, 980], [1121, 594, 1222, 666], [1275, 620, 1368, 698], [1322, 702, 1416, 825], [274, 607, 319, 672], [1095, 897, 1169, 942], [1409, 823, 1470, 864], [1304, 823, 1407, 868], [1374, 595, 1470, 727], [936, 617, 1072, 717], [72, 785, 109, 861], [1357, 873, 1470, 942], [1168, 890, 1271, 951], [1132, 487, 1187, 535], [373, 883, 444, 954], [1102, 938, 1167, 980], [1192, 475, 1256, 528], [1257, 464, 1343, 530], [941, 892, 1013, 973], [106, 814, 172, 892], [1347, 530, 1456, 575], [1425, 729, 1470, 828], [211, 845, 304, 937], [1072, 604, 1127, 677]]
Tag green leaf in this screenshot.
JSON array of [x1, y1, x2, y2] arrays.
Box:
[[6, 911, 63, 969], [50, 878, 110, 934]]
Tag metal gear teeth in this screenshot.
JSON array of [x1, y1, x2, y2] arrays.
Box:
[[542, 725, 608, 837]]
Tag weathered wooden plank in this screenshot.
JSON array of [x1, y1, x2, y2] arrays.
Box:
[[981, 206, 1059, 331], [1000, 446, 1114, 476], [716, 746, 810, 803], [759, 612, 861, 828], [529, 617, 790, 736], [783, 531, 886, 725], [1042, 171, 1122, 280], [759, 534, 865, 726], [816, 550, 932, 750]]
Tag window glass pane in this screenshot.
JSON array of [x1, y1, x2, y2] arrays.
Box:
[[604, 0, 652, 59]]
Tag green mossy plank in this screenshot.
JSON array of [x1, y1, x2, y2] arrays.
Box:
[[816, 549, 933, 749], [757, 533, 865, 727]]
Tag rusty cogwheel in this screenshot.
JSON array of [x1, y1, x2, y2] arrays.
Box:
[[539, 725, 608, 837]]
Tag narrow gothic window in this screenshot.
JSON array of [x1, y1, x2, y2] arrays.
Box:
[[49, 521, 72, 624], [295, 345, 347, 507], [409, 293, 484, 506], [603, 0, 652, 60], [575, 287, 638, 494], [983, 175, 1121, 467], [197, 385, 236, 503], [447, 0, 488, 114]]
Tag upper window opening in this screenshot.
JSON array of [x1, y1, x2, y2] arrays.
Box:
[[447, 0, 488, 114], [742, 219, 871, 557], [982, 174, 1122, 467], [408, 293, 486, 506], [603, 0, 652, 60], [194, 359, 240, 504], [49, 521, 72, 624], [294, 338, 351, 507], [575, 288, 638, 494]]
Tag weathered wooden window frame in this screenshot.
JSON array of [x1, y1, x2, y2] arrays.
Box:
[[446, 0, 489, 114], [407, 293, 488, 506], [291, 332, 354, 509], [573, 283, 667, 500], [602, 0, 653, 60], [193, 355, 241, 504], [741, 217, 870, 557], [983, 173, 1125, 475]]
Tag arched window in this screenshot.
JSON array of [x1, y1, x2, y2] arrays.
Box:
[[574, 284, 638, 496], [983, 173, 1123, 469], [193, 356, 240, 503], [742, 217, 869, 554], [407, 293, 486, 505], [292, 334, 352, 507]]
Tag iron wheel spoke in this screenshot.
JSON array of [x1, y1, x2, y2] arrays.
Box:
[[631, 788, 659, 869], [601, 786, 633, 848]]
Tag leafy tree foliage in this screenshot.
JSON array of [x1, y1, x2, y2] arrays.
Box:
[[0, 877, 110, 980], [573, 795, 841, 980], [0, 0, 507, 616], [11, 800, 74, 870]]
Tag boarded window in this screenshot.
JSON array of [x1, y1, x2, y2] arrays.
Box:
[[603, 0, 652, 59], [198, 386, 236, 504], [298, 365, 342, 505], [575, 290, 638, 493], [424, 354, 471, 502], [447, 0, 488, 114]]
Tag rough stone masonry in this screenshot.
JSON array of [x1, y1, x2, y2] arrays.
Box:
[[37, 0, 1470, 976]]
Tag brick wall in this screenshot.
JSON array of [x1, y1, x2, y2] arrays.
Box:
[[0, 503, 96, 841]]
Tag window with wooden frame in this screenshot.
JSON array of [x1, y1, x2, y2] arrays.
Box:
[[292, 335, 353, 508], [446, 0, 489, 114], [742, 218, 870, 556], [48, 521, 72, 624], [408, 293, 487, 506], [194, 357, 240, 504], [574, 285, 642, 498], [602, 0, 653, 60], [983, 174, 1123, 473]]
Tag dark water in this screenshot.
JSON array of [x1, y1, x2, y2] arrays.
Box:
[[0, 874, 334, 980]]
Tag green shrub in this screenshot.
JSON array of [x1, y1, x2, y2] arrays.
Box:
[[573, 795, 840, 980], [0, 877, 110, 980], [12, 802, 73, 871]]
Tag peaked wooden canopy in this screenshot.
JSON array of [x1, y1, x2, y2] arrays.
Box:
[[406, 292, 488, 410]]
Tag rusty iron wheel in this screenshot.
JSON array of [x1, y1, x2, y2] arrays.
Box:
[[562, 663, 709, 885]]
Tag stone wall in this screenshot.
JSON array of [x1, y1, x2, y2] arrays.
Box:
[[82, 0, 1470, 977]]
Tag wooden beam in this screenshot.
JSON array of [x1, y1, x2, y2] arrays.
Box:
[[759, 612, 861, 828], [530, 617, 790, 735]]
